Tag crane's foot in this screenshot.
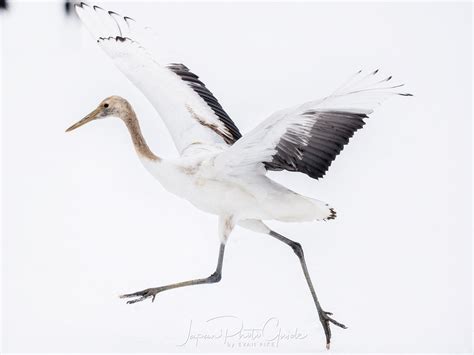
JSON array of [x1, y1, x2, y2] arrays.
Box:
[[119, 287, 163, 304], [319, 310, 347, 350]]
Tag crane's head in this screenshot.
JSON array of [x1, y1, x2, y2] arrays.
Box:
[[65, 96, 130, 132]]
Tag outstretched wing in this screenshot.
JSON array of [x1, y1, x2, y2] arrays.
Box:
[[75, 3, 242, 154], [215, 70, 411, 179]]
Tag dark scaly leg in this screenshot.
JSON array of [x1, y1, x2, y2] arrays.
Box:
[[121, 216, 234, 304], [238, 219, 346, 349], [120, 243, 225, 304], [269, 230, 347, 349]]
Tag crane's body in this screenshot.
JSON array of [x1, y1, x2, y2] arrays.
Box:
[[66, 2, 411, 349], [140, 149, 331, 226]]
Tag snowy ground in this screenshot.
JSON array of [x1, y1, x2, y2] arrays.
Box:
[[1, 1, 472, 353]]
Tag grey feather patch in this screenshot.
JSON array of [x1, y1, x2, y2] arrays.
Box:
[[167, 63, 242, 145], [265, 110, 367, 179]]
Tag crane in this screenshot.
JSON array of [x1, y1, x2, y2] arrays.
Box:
[[66, 2, 411, 349]]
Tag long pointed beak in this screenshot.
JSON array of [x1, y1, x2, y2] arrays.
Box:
[[65, 107, 101, 132]]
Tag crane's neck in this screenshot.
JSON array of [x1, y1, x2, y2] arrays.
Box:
[[122, 105, 160, 162]]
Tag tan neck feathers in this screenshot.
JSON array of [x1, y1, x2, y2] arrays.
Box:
[[122, 105, 160, 162]]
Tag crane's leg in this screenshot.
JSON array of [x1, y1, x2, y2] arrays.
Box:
[[238, 219, 347, 349], [120, 216, 234, 304], [120, 243, 225, 304]]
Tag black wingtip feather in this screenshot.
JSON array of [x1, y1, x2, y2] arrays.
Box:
[[75, 2, 89, 9], [97, 36, 134, 44], [327, 208, 337, 220], [167, 64, 242, 145], [265, 110, 368, 180]]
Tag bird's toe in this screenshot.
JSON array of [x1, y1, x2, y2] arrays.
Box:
[[119, 287, 161, 304]]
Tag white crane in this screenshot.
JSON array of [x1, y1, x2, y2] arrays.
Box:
[[66, 2, 411, 349]]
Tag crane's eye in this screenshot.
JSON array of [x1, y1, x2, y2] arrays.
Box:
[[103, 103, 109, 108]]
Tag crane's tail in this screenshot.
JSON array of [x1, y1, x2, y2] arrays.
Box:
[[308, 198, 337, 221]]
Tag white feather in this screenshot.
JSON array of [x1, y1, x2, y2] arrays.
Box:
[[75, 3, 236, 154]]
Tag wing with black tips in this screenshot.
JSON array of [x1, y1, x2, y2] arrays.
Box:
[[75, 2, 242, 154], [215, 70, 411, 180]]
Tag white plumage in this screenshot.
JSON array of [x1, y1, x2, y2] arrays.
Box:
[[68, 2, 411, 349]]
